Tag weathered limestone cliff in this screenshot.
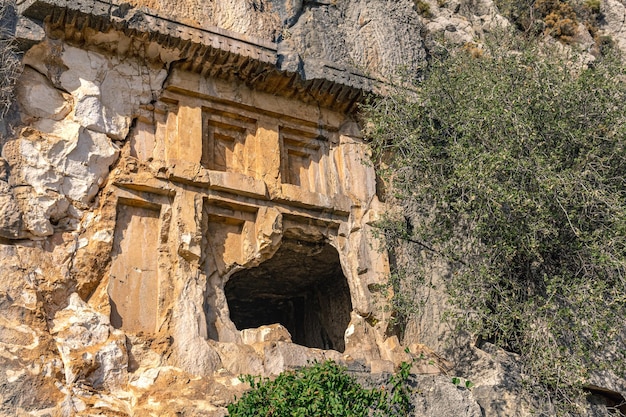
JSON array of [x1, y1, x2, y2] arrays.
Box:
[[1, 0, 626, 416], [1, 1, 409, 415]]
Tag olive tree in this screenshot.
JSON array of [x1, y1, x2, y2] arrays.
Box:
[[364, 32, 626, 414]]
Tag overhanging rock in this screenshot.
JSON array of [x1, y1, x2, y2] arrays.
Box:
[[18, 0, 378, 113]]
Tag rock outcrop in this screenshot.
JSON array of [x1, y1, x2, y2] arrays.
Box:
[[1, 0, 625, 416], [1, 1, 401, 415]]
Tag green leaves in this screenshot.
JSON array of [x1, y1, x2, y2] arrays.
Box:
[[451, 377, 473, 389], [227, 361, 413, 416], [364, 30, 626, 413]]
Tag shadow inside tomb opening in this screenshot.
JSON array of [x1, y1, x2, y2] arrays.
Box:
[[225, 238, 352, 352]]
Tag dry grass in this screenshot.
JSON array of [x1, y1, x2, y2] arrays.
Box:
[[0, 0, 21, 117]]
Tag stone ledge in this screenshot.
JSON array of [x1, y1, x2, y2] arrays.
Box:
[[113, 180, 176, 198], [17, 0, 277, 55], [17, 0, 375, 113], [160, 160, 269, 199], [137, 159, 351, 215], [205, 171, 268, 200], [278, 183, 352, 217]]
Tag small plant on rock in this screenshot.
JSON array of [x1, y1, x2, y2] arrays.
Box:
[[414, 0, 434, 18]]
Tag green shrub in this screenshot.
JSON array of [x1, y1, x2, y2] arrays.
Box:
[[364, 31, 626, 415], [227, 360, 413, 416], [493, 0, 535, 32]]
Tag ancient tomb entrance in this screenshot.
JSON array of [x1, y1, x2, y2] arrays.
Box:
[[225, 239, 352, 352]]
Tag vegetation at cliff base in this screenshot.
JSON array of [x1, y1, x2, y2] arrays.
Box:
[[364, 32, 626, 414], [227, 360, 413, 417]]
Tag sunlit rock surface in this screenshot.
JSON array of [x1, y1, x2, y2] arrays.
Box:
[[1, 0, 625, 415]]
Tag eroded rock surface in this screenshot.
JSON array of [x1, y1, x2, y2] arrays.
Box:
[[2, 0, 625, 415], [0, 2, 401, 414]]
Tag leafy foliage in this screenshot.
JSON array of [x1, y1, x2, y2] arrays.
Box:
[[364, 32, 626, 414], [227, 360, 413, 417]]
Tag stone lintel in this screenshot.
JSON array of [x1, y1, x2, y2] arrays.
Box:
[[18, 0, 375, 113], [115, 160, 349, 221], [205, 171, 268, 200], [277, 184, 352, 217], [162, 83, 343, 133], [113, 181, 176, 199], [183, 173, 349, 219], [168, 167, 270, 200], [205, 190, 347, 226]]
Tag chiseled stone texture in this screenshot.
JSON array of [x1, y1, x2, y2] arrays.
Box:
[[0, 15, 397, 414], [126, 0, 428, 80], [4, 1, 624, 415]]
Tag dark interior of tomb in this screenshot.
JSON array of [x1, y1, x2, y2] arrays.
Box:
[[224, 239, 352, 352]]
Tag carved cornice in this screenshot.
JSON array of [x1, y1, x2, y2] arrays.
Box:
[[17, 0, 376, 113]]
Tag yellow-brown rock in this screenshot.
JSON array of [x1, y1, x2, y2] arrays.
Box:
[[0, 1, 424, 414], [6, 0, 625, 415]]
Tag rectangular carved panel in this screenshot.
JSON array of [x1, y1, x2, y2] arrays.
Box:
[[280, 127, 325, 193], [202, 109, 256, 173], [201, 200, 257, 273], [109, 202, 161, 333]]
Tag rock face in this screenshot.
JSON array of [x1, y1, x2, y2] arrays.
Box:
[[126, 0, 428, 80], [1, 0, 625, 416], [602, 0, 626, 52], [0, 1, 400, 415]]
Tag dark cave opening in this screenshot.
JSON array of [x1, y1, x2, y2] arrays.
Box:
[[224, 239, 352, 352]]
